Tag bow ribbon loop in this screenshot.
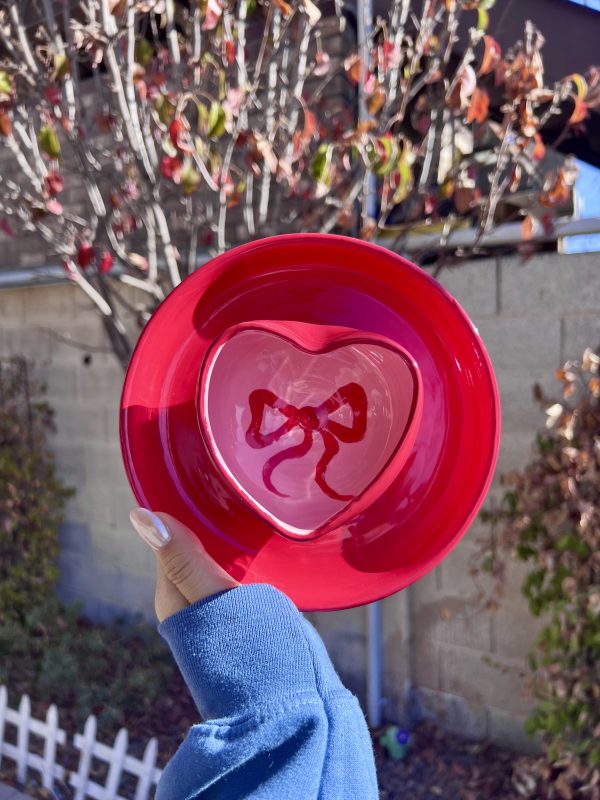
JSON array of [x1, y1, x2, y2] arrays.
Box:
[[245, 383, 367, 501]]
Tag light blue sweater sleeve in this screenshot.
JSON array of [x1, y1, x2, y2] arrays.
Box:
[[156, 583, 379, 799]]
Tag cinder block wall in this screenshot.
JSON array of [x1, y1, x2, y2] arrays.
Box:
[[1, 252, 598, 750]]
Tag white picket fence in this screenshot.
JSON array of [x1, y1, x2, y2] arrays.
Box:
[[0, 686, 163, 799]]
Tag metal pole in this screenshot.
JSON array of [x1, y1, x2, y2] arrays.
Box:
[[357, 0, 385, 730]]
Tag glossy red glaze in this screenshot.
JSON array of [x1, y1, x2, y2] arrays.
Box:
[[120, 234, 501, 611], [197, 320, 423, 542]]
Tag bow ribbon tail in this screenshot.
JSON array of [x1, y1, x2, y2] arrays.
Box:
[[315, 429, 353, 501], [262, 430, 313, 498]]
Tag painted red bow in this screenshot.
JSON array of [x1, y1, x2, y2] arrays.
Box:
[[245, 383, 368, 501]]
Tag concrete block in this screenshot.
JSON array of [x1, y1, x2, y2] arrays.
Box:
[[18, 250, 47, 268], [57, 548, 155, 622], [414, 637, 442, 691], [501, 252, 600, 314], [562, 314, 600, 361], [110, 485, 137, 529], [380, 592, 413, 700], [308, 608, 367, 702], [77, 360, 124, 404], [437, 536, 483, 593], [64, 483, 114, 527], [50, 441, 87, 489], [1, 326, 53, 363], [487, 706, 543, 754], [105, 403, 121, 443], [491, 598, 544, 661], [22, 284, 77, 323], [413, 555, 441, 596], [493, 429, 539, 482], [438, 642, 531, 716], [414, 686, 488, 740], [50, 321, 112, 365], [309, 605, 366, 638], [50, 402, 106, 441], [494, 366, 557, 431], [83, 442, 127, 485], [414, 585, 493, 653], [0, 288, 26, 321], [32, 363, 78, 401], [435, 258, 498, 318], [474, 315, 561, 371]]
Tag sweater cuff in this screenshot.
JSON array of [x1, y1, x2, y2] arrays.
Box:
[[158, 583, 321, 720]]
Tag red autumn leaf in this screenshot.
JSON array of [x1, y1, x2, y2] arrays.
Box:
[[314, 52, 330, 76], [136, 80, 147, 102], [344, 55, 373, 87], [44, 170, 64, 196], [160, 154, 182, 182], [0, 217, 15, 238], [109, 0, 127, 16], [98, 251, 114, 273], [541, 213, 555, 237], [122, 179, 139, 200], [380, 41, 401, 73], [466, 87, 489, 124], [273, 0, 293, 16], [478, 35, 501, 76], [424, 194, 436, 215], [539, 169, 573, 209], [0, 110, 11, 137], [202, 0, 223, 30], [168, 117, 191, 151], [96, 113, 118, 133], [569, 97, 588, 125], [448, 65, 477, 111], [367, 87, 385, 115], [225, 39, 236, 65], [494, 60, 508, 88], [46, 198, 63, 215], [521, 214, 535, 241], [44, 85, 61, 105], [508, 164, 522, 193], [77, 241, 95, 269], [302, 109, 316, 141], [532, 132, 545, 161], [122, 213, 137, 233], [336, 207, 354, 230], [360, 218, 377, 240], [169, 117, 183, 147]]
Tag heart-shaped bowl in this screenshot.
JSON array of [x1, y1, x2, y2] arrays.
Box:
[[197, 319, 423, 542], [120, 233, 501, 611]]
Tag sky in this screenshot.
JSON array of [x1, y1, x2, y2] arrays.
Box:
[[562, 158, 600, 254]]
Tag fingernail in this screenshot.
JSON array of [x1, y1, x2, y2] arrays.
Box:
[[129, 508, 171, 550]]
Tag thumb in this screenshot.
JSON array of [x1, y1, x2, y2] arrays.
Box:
[[129, 508, 240, 607]]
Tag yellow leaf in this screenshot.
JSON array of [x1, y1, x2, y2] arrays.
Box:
[[566, 73, 587, 98]]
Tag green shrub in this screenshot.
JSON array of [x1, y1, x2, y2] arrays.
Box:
[[0, 357, 177, 737], [481, 349, 600, 787], [0, 357, 72, 621]]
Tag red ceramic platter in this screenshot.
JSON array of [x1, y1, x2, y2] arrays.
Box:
[[120, 234, 501, 611]]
